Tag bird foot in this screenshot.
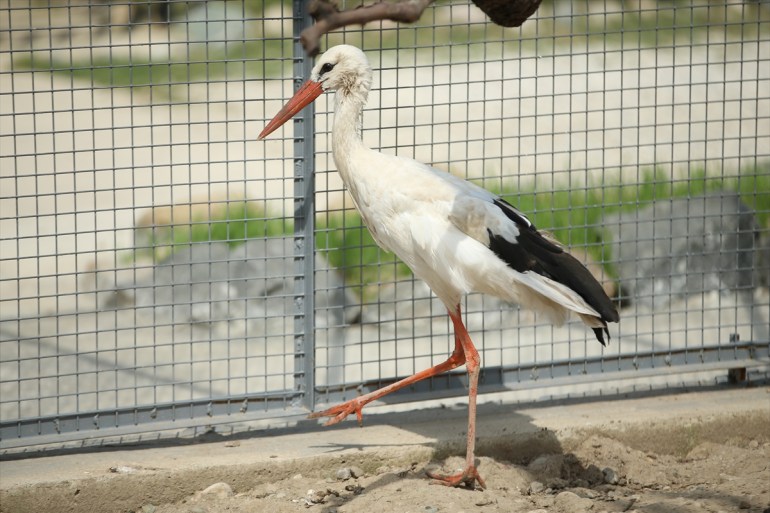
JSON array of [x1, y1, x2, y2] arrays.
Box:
[[426, 465, 486, 490], [308, 397, 366, 426]]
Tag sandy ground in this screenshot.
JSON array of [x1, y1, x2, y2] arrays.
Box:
[[1, 387, 769, 513]]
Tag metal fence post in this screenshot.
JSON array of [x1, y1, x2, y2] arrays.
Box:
[[292, 0, 316, 412]]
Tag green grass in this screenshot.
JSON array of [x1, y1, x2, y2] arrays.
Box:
[[498, 166, 770, 277], [14, 37, 290, 96], [129, 201, 290, 263], [138, 165, 769, 297]]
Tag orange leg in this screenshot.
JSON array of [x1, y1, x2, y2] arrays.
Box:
[[309, 311, 466, 425], [425, 308, 485, 489], [309, 305, 486, 490]]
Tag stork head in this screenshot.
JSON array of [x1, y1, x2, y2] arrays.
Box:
[[311, 45, 373, 96], [259, 45, 373, 139]]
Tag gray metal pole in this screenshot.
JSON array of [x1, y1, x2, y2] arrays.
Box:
[[292, 0, 316, 412]]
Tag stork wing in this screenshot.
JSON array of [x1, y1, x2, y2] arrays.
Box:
[[487, 197, 619, 323], [441, 177, 619, 343]]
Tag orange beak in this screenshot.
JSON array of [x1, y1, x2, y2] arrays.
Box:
[[258, 80, 325, 139]]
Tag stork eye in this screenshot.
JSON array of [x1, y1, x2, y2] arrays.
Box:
[[320, 62, 335, 75]]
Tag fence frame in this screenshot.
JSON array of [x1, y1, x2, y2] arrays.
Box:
[[1, 1, 768, 450]]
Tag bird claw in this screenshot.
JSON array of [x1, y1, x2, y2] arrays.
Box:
[[426, 465, 486, 490], [308, 398, 366, 426]]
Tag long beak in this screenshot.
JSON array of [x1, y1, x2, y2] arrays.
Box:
[[258, 80, 324, 139]]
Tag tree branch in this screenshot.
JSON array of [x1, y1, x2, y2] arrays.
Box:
[[301, 0, 434, 56], [299, 0, 543, 56]]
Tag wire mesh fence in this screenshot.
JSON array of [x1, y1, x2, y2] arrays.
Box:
[[0, 0, 768, 449]]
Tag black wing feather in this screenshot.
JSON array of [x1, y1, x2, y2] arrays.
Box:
[[488, 198, 619, 344]]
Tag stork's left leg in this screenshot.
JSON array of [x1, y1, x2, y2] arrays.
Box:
[[309, 317, 467, 425], [426, 306, 486, 490]]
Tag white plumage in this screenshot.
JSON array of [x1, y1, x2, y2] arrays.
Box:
[[260, 44, 619, 489]]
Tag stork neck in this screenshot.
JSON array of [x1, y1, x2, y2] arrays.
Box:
[[331, 89, 368, 159]]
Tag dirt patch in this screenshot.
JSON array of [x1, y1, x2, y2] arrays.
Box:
[[2, 410, 768, 513]]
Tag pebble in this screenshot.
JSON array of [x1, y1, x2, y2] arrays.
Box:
[[572, 487, 599, 499], [199, 482, 234, 499], [602, 467, 620, 485], [141, 506, 156, 513], [335, 465, 365, 479], [336, 467, 352, 480], [423, 507, 438, 513], [527, 454, 562, 475], [345, 483, 364, 495], [546, 477, 568, 490], [109, 465, 139, 474], [304, 488, 339, 506], [554, 491, 593, 512], [528, 481, 545, 495]]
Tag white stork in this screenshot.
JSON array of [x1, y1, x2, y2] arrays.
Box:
[[259, 44, 619, 489]]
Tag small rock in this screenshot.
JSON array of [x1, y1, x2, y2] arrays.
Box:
[[554, 490, 593, 512], [572, 478, 590, 489], [527, 454, 563, 475], [349, 465, 365, 478], [141, 506, 156, 513], [423, 507, 438, 513], [528, 481, 545, 495], [305, 488, 339, 505], [748, 440, 759, 449], [109, 465, 139, 474], [546, 477, 568, 490], [224, 440, 240, 448], [336, 467, 352, 480], [602, 467, 620, 485], [199, 482, 233, 499], [607, 490, 624, 499], [292, 473, 303, 480], [345, 484, 364, 495], [572, 487, 599, 499]]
